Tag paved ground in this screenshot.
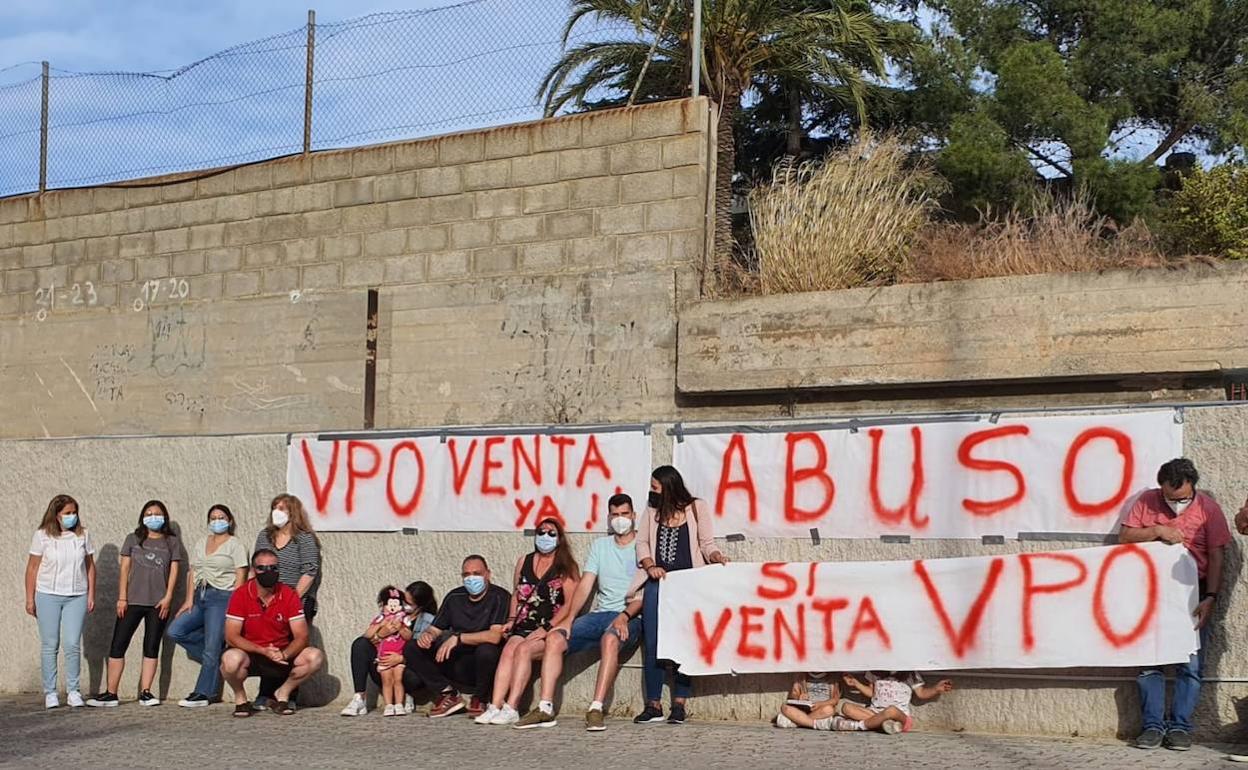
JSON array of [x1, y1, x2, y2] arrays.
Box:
[[3, 695, 1247, 769]]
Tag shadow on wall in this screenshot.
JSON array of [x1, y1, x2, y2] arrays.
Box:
[[302, 622, 342, 707], [82, 543, 119, 697]]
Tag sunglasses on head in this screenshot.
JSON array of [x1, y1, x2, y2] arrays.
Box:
[[254, 564, 279, 573]]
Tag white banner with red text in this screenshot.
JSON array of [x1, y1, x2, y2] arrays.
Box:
[[657, 541, 1199, 675], [670, 410, 1182, 539], [286, 427, 652, 532]]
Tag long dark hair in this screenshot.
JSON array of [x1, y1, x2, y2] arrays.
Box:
[[405, 580, 438, 616], [135, 500, 170, 544], [534, 516, 580, 581], [39, 494, 81, 536], [651, 465, 695, 523], [207, 504, 236, 535]]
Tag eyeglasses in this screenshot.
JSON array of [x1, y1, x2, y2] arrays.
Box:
[[1166, 496, 1195, 505], [254, 564, 279, 573]]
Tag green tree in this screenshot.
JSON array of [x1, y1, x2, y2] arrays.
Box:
[[539, 0, 894, 276], [913, 0, 1248, 219]]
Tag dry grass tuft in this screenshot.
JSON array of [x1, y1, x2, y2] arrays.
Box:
[[904, 192, 1174, 283], [749, 135, 939, 294]]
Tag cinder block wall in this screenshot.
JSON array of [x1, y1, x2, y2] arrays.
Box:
[[4, 97, 1248, 740], [0, 98, 711, 437]]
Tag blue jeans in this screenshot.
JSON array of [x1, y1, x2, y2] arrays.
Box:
[[167, 585, 232, 698], [1139, 623, 1209, 734], [34, 592, 88, 694], [566, 610, 642, 655], [642, 578, 692, 703]]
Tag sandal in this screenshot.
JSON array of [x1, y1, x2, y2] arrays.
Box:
[[233, 702, 257, 718], [273, 700, 295, 715]]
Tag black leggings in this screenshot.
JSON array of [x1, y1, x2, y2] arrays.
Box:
[[109, 604, 166, 659]]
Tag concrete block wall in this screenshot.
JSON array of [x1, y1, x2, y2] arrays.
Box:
[[5, 95, 1248, 740], [0, 98, 711, 439]]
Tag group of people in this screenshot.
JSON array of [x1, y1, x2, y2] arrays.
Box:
[[22, 459, 1248, 747]]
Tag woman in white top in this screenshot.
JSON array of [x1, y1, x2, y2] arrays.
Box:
[[167, 504, 249, 708], [25, 494, 96, 709]]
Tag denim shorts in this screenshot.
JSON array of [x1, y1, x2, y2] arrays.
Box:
[[565, 610, 642, 655]]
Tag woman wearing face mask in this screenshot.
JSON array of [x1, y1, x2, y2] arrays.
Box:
[[86, 500, 182, 708], [26, 494, 96, 709], [634, 465, 729, 725], [253, 493, 322, 709], [341, 580, 439, 717], [167, 504, 249, 708], [475, 517, 580, 726]]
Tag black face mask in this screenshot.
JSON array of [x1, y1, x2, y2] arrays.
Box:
[[647, 491, 662, 509], [256, 570, 281, 589]]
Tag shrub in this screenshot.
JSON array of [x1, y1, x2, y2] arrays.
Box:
[[1163, 164, 1248, 258], [749, 135, 939, 294]]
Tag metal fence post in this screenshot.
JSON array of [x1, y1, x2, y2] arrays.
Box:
[[303, 10, 316, 156], [690, 0, 701, 98], [39, 61, 49, 193]]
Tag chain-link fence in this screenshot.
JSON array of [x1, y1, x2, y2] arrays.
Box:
[[0, 0, 658, 197]]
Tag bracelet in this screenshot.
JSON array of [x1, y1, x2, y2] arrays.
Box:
[[1202, 592, 1218, 602]]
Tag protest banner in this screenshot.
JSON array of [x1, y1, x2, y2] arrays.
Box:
[[671, 410, 1182, 538], [287, 427, 652, 532], [657, 541, 1198, 675]]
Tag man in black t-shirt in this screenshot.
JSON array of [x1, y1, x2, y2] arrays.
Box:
[[406, 554, 509, 718]]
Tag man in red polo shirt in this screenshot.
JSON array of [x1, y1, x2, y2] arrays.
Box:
[[1119, 458, 1231, 752], [220, 549, 324, 717]]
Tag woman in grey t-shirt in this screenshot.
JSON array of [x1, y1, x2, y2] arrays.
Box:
[[86, 500, 182, 708]]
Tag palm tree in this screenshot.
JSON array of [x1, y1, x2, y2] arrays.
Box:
[[539, 0, 893, 280]]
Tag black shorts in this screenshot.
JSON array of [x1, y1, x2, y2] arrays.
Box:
[[246, 652, 292, 681]]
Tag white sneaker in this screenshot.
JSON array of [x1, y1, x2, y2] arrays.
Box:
[[340, 694, 367, 717], [881, 719, 902, 735], [66, 691, 85, 708], [489, 704, 520, 725], [404, 695, 415, 714], [383, 704, 398, 717], [44, 693, 60, 709], [775, 712, 797, 729], [474, 705, 501, 725]]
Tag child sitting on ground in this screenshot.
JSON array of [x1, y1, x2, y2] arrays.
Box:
[[838, 671, 953, 734], [367, 586, 414, 717], [774, 672, 865, 731]]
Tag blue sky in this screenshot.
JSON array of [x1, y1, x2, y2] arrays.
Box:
[[0, 1, 450, 73], [0, 0, 635, 195]]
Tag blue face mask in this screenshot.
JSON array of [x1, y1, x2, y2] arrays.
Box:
[[209, 519, 230, 535], [60, 514, 78, 530], [463, 575, 487, 596], [534, 533, 558, 554], [143, 516, 165, 532]]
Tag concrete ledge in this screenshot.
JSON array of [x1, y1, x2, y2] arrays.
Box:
[[677, 264, 1248, 395]]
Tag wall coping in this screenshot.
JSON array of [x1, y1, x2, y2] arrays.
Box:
[[677, 262, 1248, 395]]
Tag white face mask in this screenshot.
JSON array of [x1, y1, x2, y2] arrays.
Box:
[[1166, 498, 1192, 515], [271, 509, 290, 528], [609, 516, 633, 535]]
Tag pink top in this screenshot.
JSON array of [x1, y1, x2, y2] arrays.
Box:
[[371, 611, 409, 657], [1123, 490, 1231, 578]]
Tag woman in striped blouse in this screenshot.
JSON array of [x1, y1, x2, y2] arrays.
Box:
[[253, 493, 321, 709]]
